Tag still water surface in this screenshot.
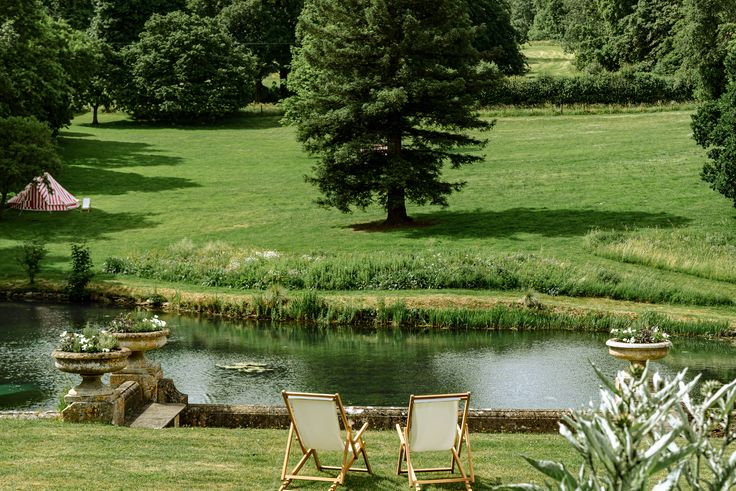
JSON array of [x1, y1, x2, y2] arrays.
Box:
[[2, 301, 736, 410]]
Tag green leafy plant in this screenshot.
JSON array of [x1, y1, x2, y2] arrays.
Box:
[[57, 326, 119, 353], [16, 240, 47, 285], [610, 312, 671, 343], [106, 312, 167, 333], [66, 243, 93, 300], [496, 365, 736, 491]]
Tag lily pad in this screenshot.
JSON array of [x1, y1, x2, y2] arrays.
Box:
[[216, 362, 274, 374]]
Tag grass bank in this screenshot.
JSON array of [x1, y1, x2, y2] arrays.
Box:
[[101, 241, 735, 307], [0, 419, 576, 490], [586, 228, 736, 284], [5, 280, 731, 337]]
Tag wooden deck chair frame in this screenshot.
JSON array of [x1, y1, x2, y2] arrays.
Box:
[[396, 392, 474, 491], [280, 391, 372, 491]]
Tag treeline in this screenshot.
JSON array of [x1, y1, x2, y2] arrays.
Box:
[[511, 0, 736, 99], [1, 0, 529, 129]]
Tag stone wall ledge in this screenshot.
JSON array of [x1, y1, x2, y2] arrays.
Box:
[[182, 405, 567, 433], [0, 406, 567, 433]]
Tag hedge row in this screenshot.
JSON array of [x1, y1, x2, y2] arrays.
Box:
[[482, 73, 695, 106]]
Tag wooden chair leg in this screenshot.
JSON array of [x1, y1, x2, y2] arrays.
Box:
[[281, 424, 295, 480], [361, 445, 373, 474], [451, 447, 472, 491]]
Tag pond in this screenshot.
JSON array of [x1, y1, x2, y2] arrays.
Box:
[[2, 301, 736, 411]]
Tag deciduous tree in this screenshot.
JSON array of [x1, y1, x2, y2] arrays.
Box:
[[120, 11, 258, 121], [467, 0, 527, 75], [285, 0, 494, 225], [0, 0, 76, 131], [217, 0, 303, 99], [0, 116, 62, 219]]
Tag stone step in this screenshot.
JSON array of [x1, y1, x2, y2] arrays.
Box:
[[129, 403, 186, 429]]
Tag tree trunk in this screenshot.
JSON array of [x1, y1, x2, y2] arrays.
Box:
[[92, 104, 99, 126], [279, 68, 289, 98], [254, 80, 264, 104], [385, 187, 410, 225], [384, 132, 411, 225], [0, 191, 7, 220]]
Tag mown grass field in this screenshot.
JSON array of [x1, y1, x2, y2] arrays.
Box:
[[2, 109, 735, 305], [0, 419, 577, 490]]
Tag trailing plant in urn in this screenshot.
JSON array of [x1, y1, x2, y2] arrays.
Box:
[[107, 311, 171, 400], [607, 311, 672, 371], [52, 326, 130, 399], [610, 319, 670, 344], [107, 312, 167, 333], [57, 326, 119, 353]]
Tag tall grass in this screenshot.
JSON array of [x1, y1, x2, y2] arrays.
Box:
[[103, 240, 735, 306], [164, 289, 731, 336], [585, 229, 736, 284]]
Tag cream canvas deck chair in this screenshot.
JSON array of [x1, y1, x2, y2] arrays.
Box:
[[396, 392, 474, 491], [280, 391, 372, 491]]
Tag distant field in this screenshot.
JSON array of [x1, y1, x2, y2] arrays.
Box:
[[523, 40, 575, 77]]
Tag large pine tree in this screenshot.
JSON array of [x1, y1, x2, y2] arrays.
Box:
[[284, 0, 494, 225]]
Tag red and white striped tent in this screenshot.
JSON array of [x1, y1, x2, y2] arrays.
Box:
[[7, 172, 79, 211]]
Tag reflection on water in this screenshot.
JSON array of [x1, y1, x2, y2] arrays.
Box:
[[2, 301, 736, 410]]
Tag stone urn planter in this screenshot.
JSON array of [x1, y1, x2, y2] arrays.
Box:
[[111, 328, 170, 375], [606, 339, 672, 370], [52, 348, 131, 398]]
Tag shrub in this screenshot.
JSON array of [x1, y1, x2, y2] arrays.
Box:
[[67, 243, 93, 301], [16, 240, 47, 285], [499, 365, 736, 491]]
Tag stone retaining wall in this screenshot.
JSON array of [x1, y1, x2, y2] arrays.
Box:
[[181, 405, 565, 433], [1, 406, 565, 433]]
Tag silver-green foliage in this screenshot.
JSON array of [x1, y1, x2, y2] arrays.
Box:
[[497, 365, 736, 491]]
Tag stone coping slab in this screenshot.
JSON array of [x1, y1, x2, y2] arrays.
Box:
[[0, 406, 567, 433], [181, 405, 566, 433]]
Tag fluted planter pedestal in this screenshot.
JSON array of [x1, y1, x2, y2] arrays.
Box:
[[606, 339, 672, 371], [52, 349, 131, 400], [110, 329, 169, 401], [52, 349, 132, 425]]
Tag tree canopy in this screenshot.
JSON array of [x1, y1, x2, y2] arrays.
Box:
[[120, 11, 258, 122], [467, 0, 527, 76], [90, 0, 186, 49], [285, 0, 494, 225], [0, 0, 76, 131], [692, 41, 736, 207]]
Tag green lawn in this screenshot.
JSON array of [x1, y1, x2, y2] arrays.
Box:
[[0, 109, 723, 262], [2, 108, 735, 307], [0, 419, 574, 490]]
